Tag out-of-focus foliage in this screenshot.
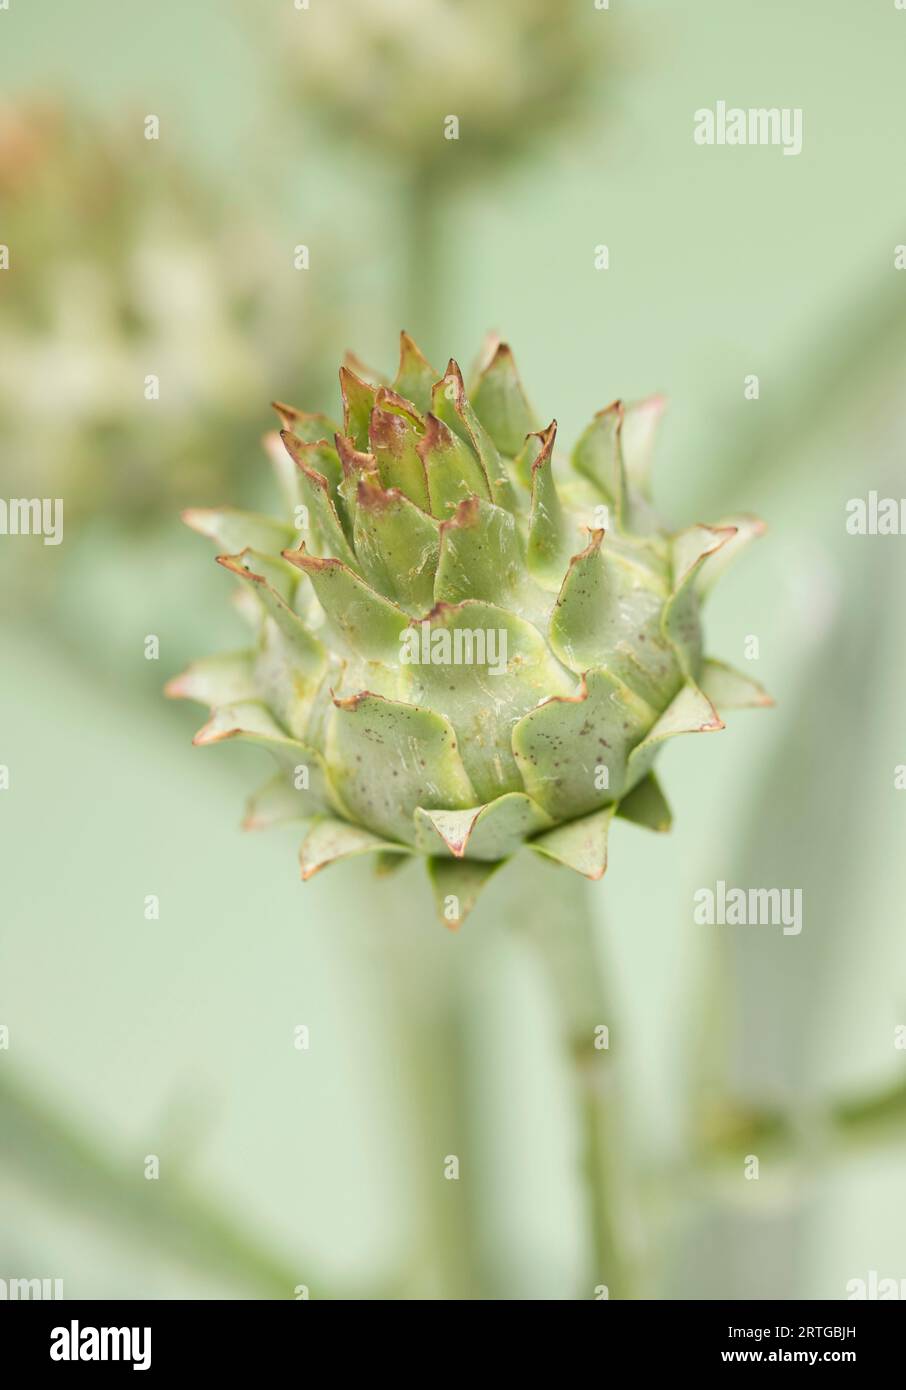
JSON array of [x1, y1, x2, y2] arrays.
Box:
[[277, 0, 604, 177], [0, 101, 332, 523]]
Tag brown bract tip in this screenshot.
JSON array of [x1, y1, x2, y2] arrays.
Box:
[[216, 549, 263, 584], [418, 412, 451, 457], [428, 809, 482, 859], [356, 476, 401, 510], [368, 404, 406, 451], [331, 688, 382, 712], [281, 544, 336, 575], [571, 528, 606, 565], [441, 359, 466, 401], [441, 495, 480, 532], [270, 399, 299, 429], [280, 429, 331, 485], [527, 421, 558, 482], [334, 432, 376, 478], [594, 399, 625, 428], [192, 715, 239, 747], [270, 399, 330, 432], [416, 600, 467, 626], [701, 524, 739, 556], [399, 328, 434, 364], [534, 670, 592, 711], [374, 385, 422, 425], [339, 362, 372, 394]]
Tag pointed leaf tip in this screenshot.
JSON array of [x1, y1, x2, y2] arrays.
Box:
[[526, 419, 579, 591], [415, 792, 552, 861], [695, 514, 768, 595], [470, 339, 537, 457], [616, 772, 673, 833], [270, 400, 338, 443], [393, 331, 437, 413], [282, 544, 408, 664], [418, 411, 492, 514], [699, 658, 774, 711], [530, 805, 616, 879], [572, 401, 629, 524], [339, 364, 378, 451], [181, 506, 293, 555], [165, 651, 258, 708], [426, 856, 502, 929], [299, 818, 405, 881]]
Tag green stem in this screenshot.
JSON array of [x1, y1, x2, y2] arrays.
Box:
[[0, 1067, 333, 1298], [501, 856, 644, 1299]]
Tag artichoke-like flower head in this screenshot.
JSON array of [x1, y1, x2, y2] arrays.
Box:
[[170, 334, 770, 926]]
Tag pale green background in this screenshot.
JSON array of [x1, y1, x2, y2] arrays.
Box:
[[1, 0, 905, 1298]]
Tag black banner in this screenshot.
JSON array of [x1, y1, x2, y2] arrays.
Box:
[[0, 1299, 899, 1372]]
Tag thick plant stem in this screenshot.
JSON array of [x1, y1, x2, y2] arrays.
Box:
[[497, 854, 645, 1299]]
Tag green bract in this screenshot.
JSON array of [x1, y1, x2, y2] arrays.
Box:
[[170, 334, 771, 927]]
